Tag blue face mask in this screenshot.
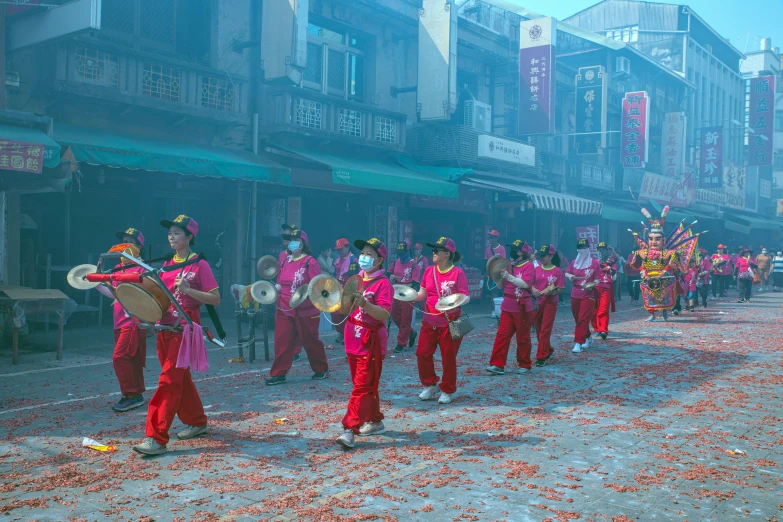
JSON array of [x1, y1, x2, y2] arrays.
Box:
[[288, 240, 301, 252], [358, 255, 376, 271], [399, 251, 412, 263]]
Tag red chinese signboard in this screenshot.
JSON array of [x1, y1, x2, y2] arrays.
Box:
[[698, 127, 723, 189], [400, 220, 413, 250], [749, 75, 774, 167], [621, 92, 650, 169], [0, 140, 45, 174]]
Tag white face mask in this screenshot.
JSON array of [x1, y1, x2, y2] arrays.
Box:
[[762, 250, 767, 254]]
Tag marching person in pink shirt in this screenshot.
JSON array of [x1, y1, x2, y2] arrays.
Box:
[[277, 224, 303, 360], [566, 238, 600, 354], [697, 249, 711, 308], [388, 240, 421, 353], [486, 240, 536, 375], [336, 238, 394, 450], [590, 242, 617, 339], [415, 237, 470, 405], [531, 245, 564, 366], [265, 228, 329, 386], [683, 258, 699, 311]]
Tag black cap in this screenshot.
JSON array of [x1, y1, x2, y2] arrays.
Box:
[[577, 238, 589, 249]]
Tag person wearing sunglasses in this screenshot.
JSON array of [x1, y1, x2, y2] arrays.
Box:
[[265, 228, 329, 386], [413, 237, 470, 405]]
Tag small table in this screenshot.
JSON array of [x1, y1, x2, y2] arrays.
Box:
[[0, 286, 69, 365]]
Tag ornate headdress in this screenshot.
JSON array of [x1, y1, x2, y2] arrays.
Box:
[[641, 206, 667, 235]]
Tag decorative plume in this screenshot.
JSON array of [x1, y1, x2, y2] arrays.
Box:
[[641, 208, 653, 220]]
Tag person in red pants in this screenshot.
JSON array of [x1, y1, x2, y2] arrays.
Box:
[[567, 238, 600, 354], [389, 240, 421, 353], [277, 224, 304, 361], [414, 237, 470, 405], [590, 242, 617, 340], [95, 228, 147, 412], [266, 228, 329, 385], [486, 240, 536, 375], [336, 238, 393, 449], [331, 238, 357, 345], [531, 245, 564, 367], [132, 215, 220, 456]]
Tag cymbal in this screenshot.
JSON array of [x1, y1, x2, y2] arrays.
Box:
[[340, 274, 365, 314], [583, 281, 597, 291], [486, 255, 511, 284], [289, 284, 310, 309], [250, 280, 278, 305], [435, 293, 469, 312], [308, 274, 342, 313], [393, 284, 417, 302], [67, 264, 99, 290], [257, 255, 279, 280]]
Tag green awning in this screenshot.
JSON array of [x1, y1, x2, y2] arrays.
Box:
[[274, 145, 459, 198], [392, 154, 472, 182], [725, 212, 783, 231], [54, 124, 290, 183], [601, 203, 643, 223], [0, 125, 61, 168]]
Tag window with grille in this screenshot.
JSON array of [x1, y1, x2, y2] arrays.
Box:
[[201, 77, 235, 112], [375, 116, 397, 144], [74, 46, 119, 88], [339, 108, 363, 137], [142, 63, 181, 101], [296, 98, 323, 129], [303, 21, 367, 102]]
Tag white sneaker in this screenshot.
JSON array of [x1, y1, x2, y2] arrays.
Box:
[[572, 343, 582, 353], [336, 429, 355, 449], [418, 385, 440, 401], [177, 424, 208, 440], [358, 421, 386, 436], [585, 337, 594, 348], [132, 437, 167, 456], [438, 392, 452, 404], [645, 315, 656, 322]]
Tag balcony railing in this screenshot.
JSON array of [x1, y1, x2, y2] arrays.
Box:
[[263, 86, 406, 151], [55, 43, 248, 121]]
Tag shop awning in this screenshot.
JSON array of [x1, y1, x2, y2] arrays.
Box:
[[601, 203, 644, 223], [0, 124, 61, 168], [392, 154, 472, 182], [724, 211, 783, 232], [54, 124, 290, 183], [272, 144, 459, 198], [463, 178, 602, 215]]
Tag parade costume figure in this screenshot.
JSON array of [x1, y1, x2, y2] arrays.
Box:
[[133, 215, 219, 456], [567, 239, 600, 353], [332, 238, 357, 344], [389, 240, 421, 353], [532, 245, 564, 366], [628, 206, 703, 322], [336, 238, 394, 450], [266, 229, 329, 385], [486, 240, 536, 375], [590, 242, 617, 339]]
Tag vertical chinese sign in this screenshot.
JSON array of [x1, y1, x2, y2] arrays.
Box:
[[387, 206, 398, 265], [575, 225, 600, 259], [621, 92, 650, 169], [0, 141, 45, 174], [519, 17, 556, 135], [400, 220, 413, 252], [748, 75, 774, 167], [698, 127, 723, 189], [661, 112, 686, 178], [575, 66, 607, 154]]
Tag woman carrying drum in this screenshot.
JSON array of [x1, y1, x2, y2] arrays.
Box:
[[336, 238, 393, 449], [414, 237, 469, 405], [96, 228, 147, 412], [486, 240, 536, 375], [265, 228, 329, 386], [132, 215, 219, 456], [532, 245, 565, 366]]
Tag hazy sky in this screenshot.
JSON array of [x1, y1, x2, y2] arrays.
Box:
[[515, 0, 783, 55]]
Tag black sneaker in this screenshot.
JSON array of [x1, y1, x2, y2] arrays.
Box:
[[394, 345, 405, 353], [293, 353, 301, 362], [599, 332, 608, 340], [312, 370, 329, 380], [408, 330, 418, 348], [265, 375, 287, 386], [545, 350, 554, 362], [535, 359, 546, 367], [335, 334, 344, 345], [112, 395, 136, 412]]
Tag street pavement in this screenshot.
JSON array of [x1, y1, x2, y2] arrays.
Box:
[[1, 288, 782, 521]]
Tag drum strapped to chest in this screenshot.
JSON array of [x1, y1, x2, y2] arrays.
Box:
[[115, 277, 171, 324]]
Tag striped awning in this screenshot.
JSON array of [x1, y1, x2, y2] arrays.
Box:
[[463, 178, 603, 216]]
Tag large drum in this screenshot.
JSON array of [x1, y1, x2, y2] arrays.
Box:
[[115, 278, 171, 323]]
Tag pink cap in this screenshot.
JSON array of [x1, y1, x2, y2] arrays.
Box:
[[414, 243, 423, 249], [335, 238, 350, 249], [116, 228, 145, 247], [396, 240, 411, 251], [489, 230, 500, 237], [427, 237, 456, 253], [292, 229, 308, 244], [354, 238, 388, 259], [161, 215, 199, 238]]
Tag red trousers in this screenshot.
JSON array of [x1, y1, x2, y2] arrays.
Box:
[[489, 310, 533, 369], [271, 312, 328, 376], [146, 329, 208, 445], [391, 300, 414, 347], [533, 300, 558, 359], [571, 297, 595, 344], [113, 327, 146, 396], [416, 324, 462, 394], [590, 286, 614, 334]]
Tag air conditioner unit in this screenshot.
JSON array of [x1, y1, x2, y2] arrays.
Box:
[[615, 56, 631, 77], [464, 100, 492, 132]]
